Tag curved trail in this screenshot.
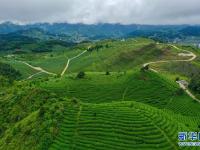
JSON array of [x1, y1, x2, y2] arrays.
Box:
[[61, 50, 87, 76], [176, 81, 200, 102], [27, 71, 43, 80], [17, 50, 87, 79], [17, 60, 57, 78], [143, 44, 200, 103], [143, 45, 196, 72]]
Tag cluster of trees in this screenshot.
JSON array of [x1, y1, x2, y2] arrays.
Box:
[[32, 40, 75, 53], [31, 44, 53, 53], [87, 44, 109, 52], [76, 71, 111, 79], [0, 62, 21, 84], [0, 34, 36, 51], [0, 87, 65, 149], [0, 32, 76, 53], [189, 75, 200, 94]]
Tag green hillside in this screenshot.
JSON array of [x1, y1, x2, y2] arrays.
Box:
[[1, 38, 200, 150], [1, 38, 184, 77], [0, 85, 66, 150], [39, 70, 200, 116], [50, 101, 194, 150]]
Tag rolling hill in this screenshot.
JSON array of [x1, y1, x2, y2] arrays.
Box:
[[50, 101, 191, 150], [1, 38, 187, 78], [0, 37, 200, 150]]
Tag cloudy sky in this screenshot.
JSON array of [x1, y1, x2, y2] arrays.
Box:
[[0, 0, 200, 25]]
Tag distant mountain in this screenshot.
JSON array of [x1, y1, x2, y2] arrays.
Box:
[[12, 28, 69, 41], [0, 22, 200, 43], [0, 22, 27, 34], [180, 26, 200, 36], [0, 30, 75, 52], [0, 23, 137, 40]]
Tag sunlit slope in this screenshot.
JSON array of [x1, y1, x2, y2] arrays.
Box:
[[65, 39, 183, 73], [50, 101, 192, 150], [3, 38, 185, 76]]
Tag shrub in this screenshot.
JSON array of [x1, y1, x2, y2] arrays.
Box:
[[189, 75, 200, 94], [105, 71, 110, 75], [175, 77, 180, 81], [0, 76, 10, 87], [72, 98, 78, 104], [39, 107, 46, 118], [141, 65, 149, 72], [176, 88, 184, 96], [0, 62, 22, 81], [198, 125, 200, 129], [76, 71, 85, 79]]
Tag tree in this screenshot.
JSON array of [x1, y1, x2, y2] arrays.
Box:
[[0, 62, 22, 82], [175, 77, 180, 82], [189, 75, 200, 94], [105, 71, 110, 75], [141, 65, 149, 72], [76, 71, 85, 79]]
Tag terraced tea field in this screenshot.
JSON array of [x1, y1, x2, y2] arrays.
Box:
[[39, 70, 200, 116], [50, 101, 194, 150], [1, 38, 200, 150]]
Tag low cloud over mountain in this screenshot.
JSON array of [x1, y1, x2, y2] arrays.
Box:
[[0, 0, 200, 25]]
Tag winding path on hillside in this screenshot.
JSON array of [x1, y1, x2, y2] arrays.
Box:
[[143, 44, 200, 103], [17, 50, 87, 79], [17, 60, 57, 79], [27, 71, 43, 80], [61, 50, 87, 76]]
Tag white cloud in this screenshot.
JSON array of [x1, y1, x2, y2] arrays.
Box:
[[0, 0, 200, 24]]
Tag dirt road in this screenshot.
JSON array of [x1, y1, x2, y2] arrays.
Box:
[[143, 44, 199, 102]]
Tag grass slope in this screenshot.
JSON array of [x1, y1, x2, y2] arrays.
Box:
[[1, 38, 184, 77]]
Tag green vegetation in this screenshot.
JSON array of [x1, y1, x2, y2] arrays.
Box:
[[1, 38, 183, 76], [141, 64, 149, 72], [76, 71, 85, 79], [50, 101, 193, 150], [1, 37, 200, 149], [189, 74, 200, 94], [0, 33, 75, 53], [0, 62, 21, 84], [39, 70, 200, 116], [0, 84, 66, 150]]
